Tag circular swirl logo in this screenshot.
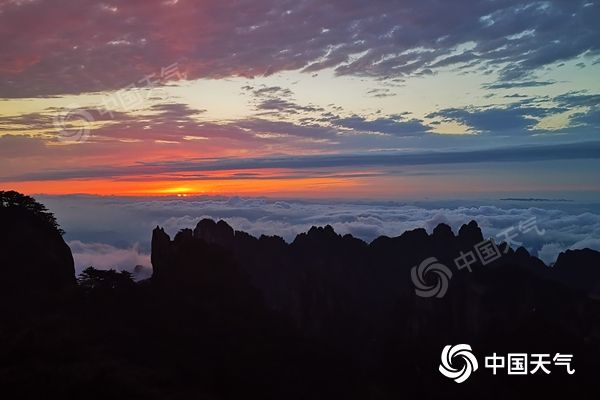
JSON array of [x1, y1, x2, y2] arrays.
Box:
[[53, 105, 93, 143], [439, 344, 479, 383], [410, 257, 453, 298]]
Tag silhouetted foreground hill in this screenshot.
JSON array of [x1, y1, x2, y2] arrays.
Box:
[[1, 197, 600, 399], [0, 192, 75, 295]]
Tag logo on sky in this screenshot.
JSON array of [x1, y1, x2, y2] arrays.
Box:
[[439, 344, 479, 383], [53, 104, 93, 143], [410, 257, 453, 298]]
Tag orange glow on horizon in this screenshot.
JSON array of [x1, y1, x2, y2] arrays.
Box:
[[0, 176, 362, 198], [4, 169, 599, 199]]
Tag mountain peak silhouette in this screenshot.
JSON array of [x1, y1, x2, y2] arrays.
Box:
[[458, 219, 484, 243], [193, 218, 235, 247], [151, 218, 600, 327]]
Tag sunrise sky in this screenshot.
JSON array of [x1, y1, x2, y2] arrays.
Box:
[[1, 0, 600, 198]]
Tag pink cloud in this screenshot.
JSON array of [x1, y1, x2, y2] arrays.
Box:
[[1, 0, 598, 97]]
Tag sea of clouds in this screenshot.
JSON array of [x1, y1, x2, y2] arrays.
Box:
[[38, 196, 600, 278]]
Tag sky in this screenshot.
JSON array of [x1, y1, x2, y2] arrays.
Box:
[[1, 0, 599, 199], [2, 0, 600, 273]]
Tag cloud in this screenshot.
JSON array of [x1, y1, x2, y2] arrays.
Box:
[[483, 80, 556, 90], [39, 195, 600, 271], [1, 0, 599, 97], [234, 118, 337, 140], [0, 134, 47, 156], [570, 108, 600, 128], [427, 103, 567, 134], [0, 101, 336, 147], [149, 103, 207, 119], [330, 115, 431, 136], [243, 85, 324, 115], [250, 86, 293, 97], [555, 91, 600, 108], [367, 88, 396, 98], [552, 91, 600, 129], [68, 240, 151, 280], [256, 98, 323, 114], [6, 140, 600, 181], [424, 90, 600, 135]]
